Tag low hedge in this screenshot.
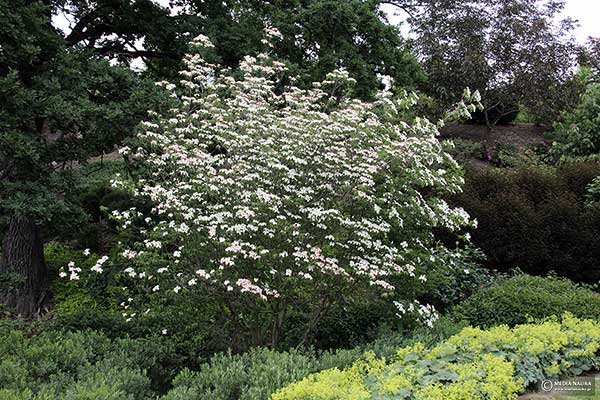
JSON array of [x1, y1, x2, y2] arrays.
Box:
[[163, 318, 465, 400], [0, 318, 465, 400], [453, 162, 600, 282], [0, 329, 155, 399], [272, 314, 600, 400], [452, 274, 600, 327]]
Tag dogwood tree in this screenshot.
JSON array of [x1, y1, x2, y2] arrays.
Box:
[[72, 31, 480, 347]]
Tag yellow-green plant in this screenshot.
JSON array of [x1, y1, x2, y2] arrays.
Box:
[[273, 314, 600, 400]]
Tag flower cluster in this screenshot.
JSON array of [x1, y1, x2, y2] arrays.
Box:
[[103, 33, 478, 324], [394, 299, 440, 328]]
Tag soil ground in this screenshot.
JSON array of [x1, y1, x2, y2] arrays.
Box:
[[440, 122, 548, 148]]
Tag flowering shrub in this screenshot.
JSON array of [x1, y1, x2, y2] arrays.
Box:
[[272, 314, 600, 400], [74, 31, 480, 347]]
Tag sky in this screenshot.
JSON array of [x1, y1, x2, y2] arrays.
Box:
[[561, 0, 600, 42]]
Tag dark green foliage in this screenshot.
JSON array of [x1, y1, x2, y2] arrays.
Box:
[[443, 139, 484, 164], [0, 0, 176, 316], [558, 161, 600, 197], [0, 329, 154, 398], [266, 0, 425, 98], [453, 163, 600, 282], [481, 143, 520, 167], [452, 275, 600, 327], [420, 252, 496, 311], [469, 102, 520, 125], [585, 176, 600, 207], [168, 0, 425, 98], [0, 0, 168, 223]]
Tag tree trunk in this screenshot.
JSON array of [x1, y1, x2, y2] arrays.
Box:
[[484, 108, 493, 131], [0, 216, 49, 318]]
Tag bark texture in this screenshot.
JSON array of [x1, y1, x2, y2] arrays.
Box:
[[0, 216, 49, 318]]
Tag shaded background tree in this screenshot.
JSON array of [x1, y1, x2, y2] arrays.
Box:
[[0, 0, 175, 316], [578, 37, 600, 77], [411, 0, 580, 127]]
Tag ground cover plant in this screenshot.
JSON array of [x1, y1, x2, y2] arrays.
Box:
[[272, 315, 600, 400]]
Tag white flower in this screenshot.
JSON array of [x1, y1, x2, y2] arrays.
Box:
[[91, 265, 103, 273]]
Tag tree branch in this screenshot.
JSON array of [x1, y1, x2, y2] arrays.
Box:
[[94, 46, 180, 60], [64, 8, 106, 46]]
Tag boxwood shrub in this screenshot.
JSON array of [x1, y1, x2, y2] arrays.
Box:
[[452, 275, 600, 327]]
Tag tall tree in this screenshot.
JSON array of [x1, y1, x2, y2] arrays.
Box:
[[0, 0, 173, 316], [579, 37, 600, 77], [410, 0, 580, 126], [168, 0, 425, 97]]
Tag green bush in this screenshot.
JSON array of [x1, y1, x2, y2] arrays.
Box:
[[0, 329, 156, 399], [443, 139, 484, 163], [481, 143, 520, 168], [585, 176, 600, 207], [162, 317, 466, 400], [272, 315, 600, 400], [453, 163, 600, 282], [452, 275, 600, 327], [162, 348, 324, 400], [549, 81, 600, 162]]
